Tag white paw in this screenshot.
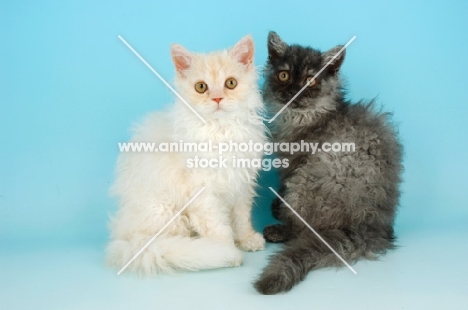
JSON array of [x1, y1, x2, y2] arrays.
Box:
[[228, 249, 243, 267], [237, 232, 265, 252], [228, 257, 243, 267]]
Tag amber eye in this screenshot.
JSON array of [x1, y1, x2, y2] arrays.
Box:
[[195, 82, 208, 93], [225, 77, 237, 89], [277, 71, 290, 82], [306, 76, 317, 87]]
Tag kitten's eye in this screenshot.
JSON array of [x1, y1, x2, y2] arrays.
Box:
[[195, 82, 208, 93], [306, 76, 317, 87], [225, 78, 237, 90], [277, 71, 290, 82]]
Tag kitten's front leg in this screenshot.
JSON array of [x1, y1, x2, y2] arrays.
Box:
[[265, 186, 310, 240], [231, 194, 265, 252], [188, 193, 243, 268], [271, 196, 283, 221], [189, 192, 236, 243]]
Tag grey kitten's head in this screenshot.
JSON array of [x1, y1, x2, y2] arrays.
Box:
[[264, 31, 345, 114]]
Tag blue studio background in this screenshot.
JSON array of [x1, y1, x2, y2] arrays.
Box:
[[1, 1, 467, 309]]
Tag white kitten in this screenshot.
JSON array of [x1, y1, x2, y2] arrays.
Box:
[[107, 35, 267, 274]]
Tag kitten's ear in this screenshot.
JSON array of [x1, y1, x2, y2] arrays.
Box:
[[231, 35, 254, 67], [267, 31, 287, 59], [323, 45, 346, 73], [171, 44, 192, 74]]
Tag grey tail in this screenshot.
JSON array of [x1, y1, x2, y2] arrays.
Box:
[[254, 227, 394, 294]]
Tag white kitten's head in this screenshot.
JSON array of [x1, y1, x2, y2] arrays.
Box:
[[170, 36, 260, 121]]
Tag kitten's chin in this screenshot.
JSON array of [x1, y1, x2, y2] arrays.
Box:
[[209, 105, 229, 115], [196, 106, 237, 121], [270, 97, 306, 111], [269, 100, 306, 114], [210, 103, 245, 116], [289, 102, 301, 109], [280, 97, 316, 110], [275, 97, 335, 114]]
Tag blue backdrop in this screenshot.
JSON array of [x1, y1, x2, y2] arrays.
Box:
[[1, 1, 467, 309]]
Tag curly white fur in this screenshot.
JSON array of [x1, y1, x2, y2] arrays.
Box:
[[106, 36, 267, 274]]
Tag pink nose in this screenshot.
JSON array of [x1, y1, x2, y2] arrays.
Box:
[[212, 97, 223, 104]]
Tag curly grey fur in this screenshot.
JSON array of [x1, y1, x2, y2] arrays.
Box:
[[254, 32, 403, 294]]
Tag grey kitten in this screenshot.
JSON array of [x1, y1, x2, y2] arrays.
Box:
[[254, 32, 403, 294]]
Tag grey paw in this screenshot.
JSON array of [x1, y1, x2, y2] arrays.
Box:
[[263, 224, 289, 243]]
